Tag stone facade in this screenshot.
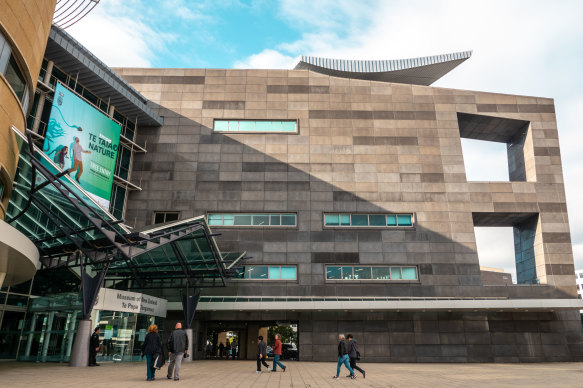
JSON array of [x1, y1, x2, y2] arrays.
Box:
[[116, 67, 582, 361]]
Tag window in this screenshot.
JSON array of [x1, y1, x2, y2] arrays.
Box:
[[153, 211, 180, 224], [214, 120, 298, 133], [324, 213, 413, 228], [0, 32, 29, 112], [325, 266, 418, 281], [208, 213, 297, 227], [236, 266, 297, 280]]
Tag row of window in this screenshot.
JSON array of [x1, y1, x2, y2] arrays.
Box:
[[324, 213, 413, 227], [214, 120, 297, 133], [326, 265, 418, 280], [1, 31, 29, 112], [236, 266, 297, 280], [206, 213, 413, 228], [208, 213, 297, 227], [231, 265, 419, 281]]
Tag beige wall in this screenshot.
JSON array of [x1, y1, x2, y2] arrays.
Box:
[[0, 0, 56, 218]]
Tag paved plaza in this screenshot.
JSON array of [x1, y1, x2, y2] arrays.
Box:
[[1, 360, 583, 387]]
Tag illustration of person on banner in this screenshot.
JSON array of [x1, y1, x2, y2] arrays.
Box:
[[69, 135, 91, 184]]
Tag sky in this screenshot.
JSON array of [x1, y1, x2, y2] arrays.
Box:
[[67, 0, 583, 280]]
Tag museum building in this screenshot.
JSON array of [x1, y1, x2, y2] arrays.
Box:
[[1, 0, 583, 364]]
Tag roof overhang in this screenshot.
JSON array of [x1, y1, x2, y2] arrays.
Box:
[[294, 51, 472, 85], [191, 297, 583, 312], [44, 26, 163, 127]]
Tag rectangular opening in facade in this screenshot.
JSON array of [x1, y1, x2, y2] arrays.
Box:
[[457, 112, 534, 182]]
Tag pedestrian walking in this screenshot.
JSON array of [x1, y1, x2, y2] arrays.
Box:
[[272, 333, 287, 372], [226, 339, 231, 359], [167, 322, 189, 381], [333, 334, 355, 379], [141, 324, 163, 381], [218, 342, 225, 359], [88, 327, 100, 366], [231, 339, 238, 359], [346, 334, 365, 378], [256, 335, 269, 373]]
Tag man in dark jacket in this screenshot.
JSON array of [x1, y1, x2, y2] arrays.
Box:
[[88, 327, 100, 366], [256, 335, 269, 373], [333, 334, 354, 379], [167, 322, 188, 381], [347, 334, 365, 378]]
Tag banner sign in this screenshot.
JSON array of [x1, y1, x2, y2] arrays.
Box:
[[42, 82, 121, 209], [93, 288, 168, 318]]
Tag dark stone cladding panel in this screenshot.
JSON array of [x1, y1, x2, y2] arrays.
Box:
[[476, 103, 555, 114], [545, 264, 576, 275], [203, 101, 245, 109], [121, 75, 205, 84], [353, 136, 419, 146], [533, 147, 561, 156], [538, 203, 568, 212], [309, 110, 435, 120], [541, 232, 572, 244], [312, 252, 359, 263], [266, 85, 330, 94]]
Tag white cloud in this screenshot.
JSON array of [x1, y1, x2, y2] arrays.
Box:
[[233, 49, 298, 69], [474, 227, 516, 282], [67, 1, 174, 67], [235, 0, 583, 273]]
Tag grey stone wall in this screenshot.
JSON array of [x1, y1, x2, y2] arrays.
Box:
[[116, 67, 576, 299]]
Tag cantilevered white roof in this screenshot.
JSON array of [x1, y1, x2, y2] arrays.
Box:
[[294, 51, 472, 85]]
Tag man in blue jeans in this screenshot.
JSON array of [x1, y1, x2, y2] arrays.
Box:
[[272, 333, 287, 372], [333, 334, 355, 379]]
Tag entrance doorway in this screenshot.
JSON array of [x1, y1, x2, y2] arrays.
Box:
[[201, 320, 298, 361]]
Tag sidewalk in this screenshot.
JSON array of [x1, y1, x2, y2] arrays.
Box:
[[1, 360, 582, 387]]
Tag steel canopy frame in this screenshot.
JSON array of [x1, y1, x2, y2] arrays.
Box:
[[7, 130, 247, 297]]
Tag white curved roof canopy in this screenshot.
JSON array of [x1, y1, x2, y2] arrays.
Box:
[[294, 51, 472, 85]]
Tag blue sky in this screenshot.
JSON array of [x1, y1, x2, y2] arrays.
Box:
[[68, 0, 583, 278]]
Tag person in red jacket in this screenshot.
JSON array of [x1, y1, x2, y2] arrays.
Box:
[[272, 334, 287, 372]]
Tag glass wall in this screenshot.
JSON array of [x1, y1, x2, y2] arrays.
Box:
[[12, 293, 164, 363], [324, 213, 414, 228], [208, 213, 297, 227], [214, 119, 297, 133], [325, 265, 418, 281], [235, 265, 297, 280]]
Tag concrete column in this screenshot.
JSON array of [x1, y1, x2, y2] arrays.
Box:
[[108, 105, 115, 118], [184, 328, 193, 363], [70, 319, 91, 367], [246, 324, 260, 360], [24, 312, 38, 357], [0, 272, 5, 289], [32, 60, 54, 133], [41, 311, 55, 361], [44, 61, 54, 83]]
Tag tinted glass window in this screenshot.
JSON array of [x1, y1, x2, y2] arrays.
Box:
[[326, 266, 341, 279]]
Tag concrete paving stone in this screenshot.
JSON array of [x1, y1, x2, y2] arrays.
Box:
[[4, 360, 583, 387]]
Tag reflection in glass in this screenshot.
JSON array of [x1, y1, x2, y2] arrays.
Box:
[[342, 266, 353, 279], [281, 266, 297, 280], [402, 267, 418, 280], [372, 267, 391, 280], [354, 266, 372, 279], [390, 267, 402, 280], [326, 266, 341, 279]]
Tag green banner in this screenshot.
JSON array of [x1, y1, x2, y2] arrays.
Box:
[[42, 83, 121, 209]]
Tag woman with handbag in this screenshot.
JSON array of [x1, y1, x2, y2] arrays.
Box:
[[142, 324, 163, 381]]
